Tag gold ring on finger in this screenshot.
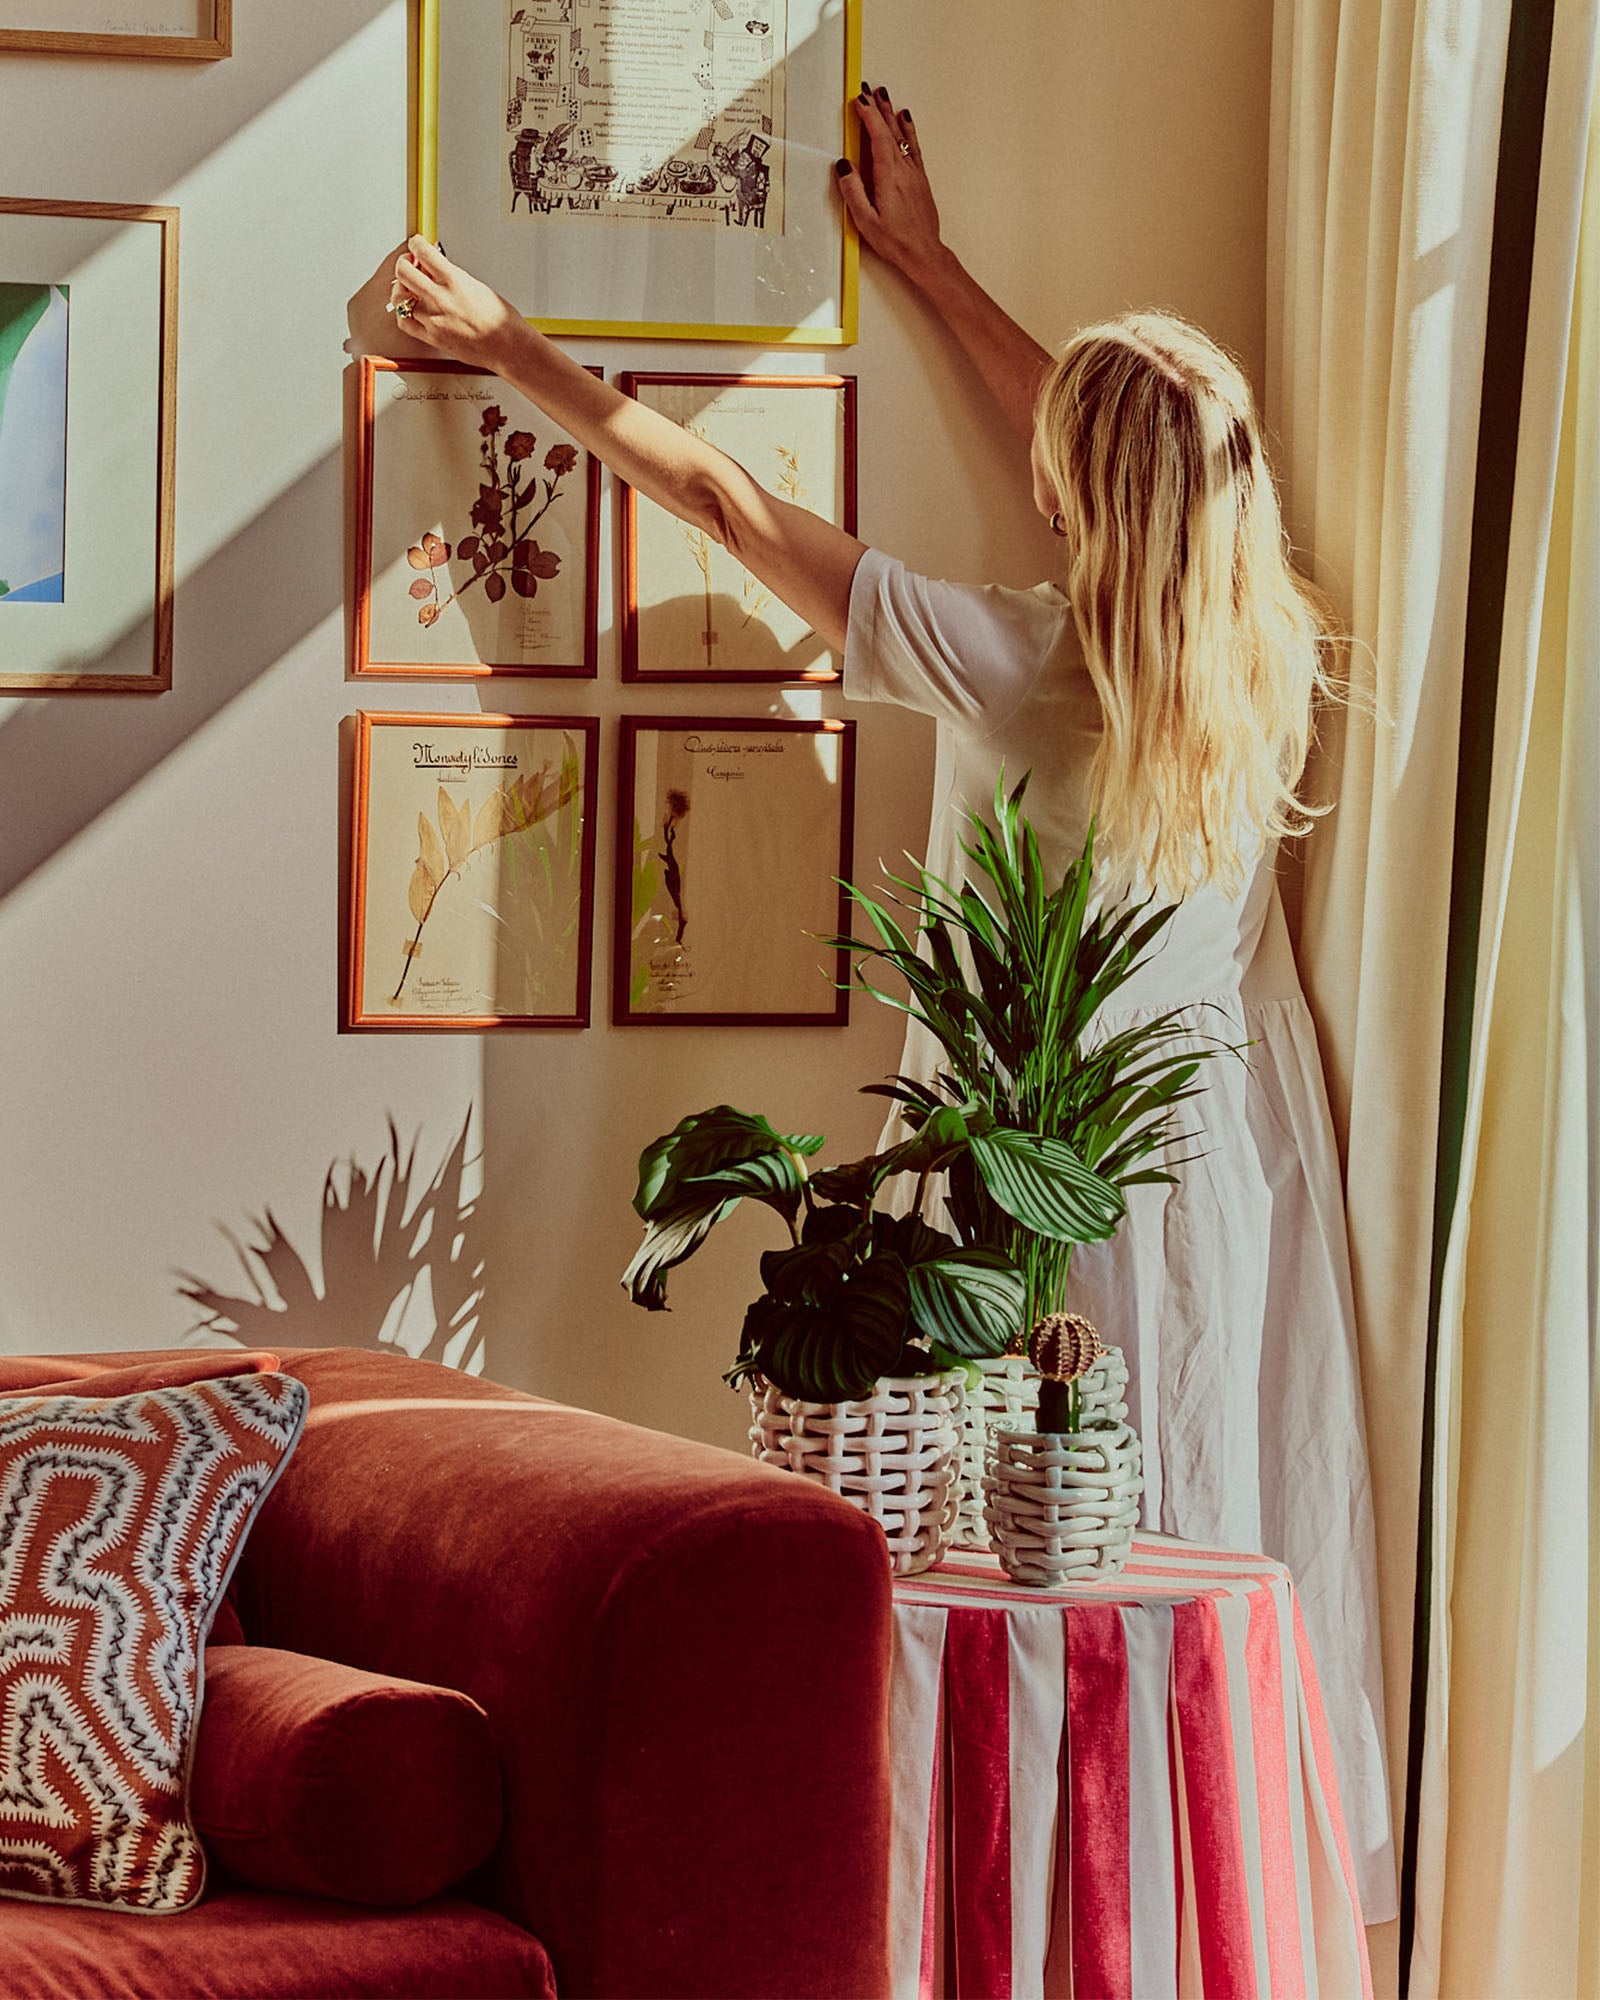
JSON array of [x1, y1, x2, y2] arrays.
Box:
[[396, 298, 416, 321], [898, 140, 912, 156]]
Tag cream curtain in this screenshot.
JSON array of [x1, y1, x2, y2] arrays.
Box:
[[1266, 0, 1517, 1952], [1412, 9, 1600, 1994]]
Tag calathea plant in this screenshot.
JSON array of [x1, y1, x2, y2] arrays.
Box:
[[623, 1100, 1122, 1404]]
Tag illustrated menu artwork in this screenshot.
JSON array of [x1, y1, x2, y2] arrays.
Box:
[[359, 360, 595, 676], [619, 718, 853, 1023], [0, 282, 68, 606], [502, 0, 787, 232], [352, 715, 597, 1028]]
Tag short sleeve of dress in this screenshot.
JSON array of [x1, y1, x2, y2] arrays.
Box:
[[844, 546, 1068, 737]]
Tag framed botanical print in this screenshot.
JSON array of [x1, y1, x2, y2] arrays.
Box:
[[0, 199, 177, 692], [349, 712, 599, 1030], [418, 0, 862, 345], [621, 372, 855, 683], [0, 1, 230, 59], [354, 358, 599, 679], [615, 715, 854, 1026]]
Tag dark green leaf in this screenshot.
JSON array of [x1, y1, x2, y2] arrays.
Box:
[[622, 1196, 739, 1310], [969, 1127, 1124, 1242], [907, 1249, 1025, 1357], [633, 1105, 820, 1218]]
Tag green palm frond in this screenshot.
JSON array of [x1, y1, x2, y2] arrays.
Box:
[[837, 774, 1243, 1330]]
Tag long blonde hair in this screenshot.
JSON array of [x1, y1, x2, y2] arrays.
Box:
[[1033, 311, 1338, 899]]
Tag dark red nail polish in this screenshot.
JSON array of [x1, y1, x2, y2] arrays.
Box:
[[835, 158, 851, 175]]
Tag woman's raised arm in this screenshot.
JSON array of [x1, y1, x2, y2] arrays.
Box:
[[387, 237, 867, 651], [837, 85, 1052, 444]]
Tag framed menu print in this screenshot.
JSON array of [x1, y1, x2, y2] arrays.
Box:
[[0, 200, 177, 691], [349, 713, 599, 1030], [622, 372, 854, 683], [418, 0, 861, 345], [354, 358, 599, 679], [0, 1, 229, 59], [616, 716, 854, 1026]]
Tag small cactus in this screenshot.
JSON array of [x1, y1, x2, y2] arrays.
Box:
[[1028, 1312, 1104, 1433]]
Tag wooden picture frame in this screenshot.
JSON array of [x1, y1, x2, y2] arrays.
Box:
[[0, 198, 178, 693], [615, 715, 855, 1027], [353, 357, 600, 680], [418, 0, 862, 346], [0, 0, 230, 59], [349, 711, 599, 1030], [621, 372, 856, 684]]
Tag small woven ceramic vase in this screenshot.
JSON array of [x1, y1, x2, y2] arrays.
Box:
[[956, 1344, 1133, 1551], [982, 1384, 1143, 1587], [749, 1370, 966, 1576]]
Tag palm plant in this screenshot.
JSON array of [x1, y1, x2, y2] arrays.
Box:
[[835, 776, 1236, 1389]]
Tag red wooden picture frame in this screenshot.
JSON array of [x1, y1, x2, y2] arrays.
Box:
[[619, 373, 857, 684], [614, 714, 856, 1028], [353, 358, 600, 680], [349, 711, 599, 1031]]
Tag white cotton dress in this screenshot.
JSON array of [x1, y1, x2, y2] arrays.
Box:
[[845, 548, 1397, 1921]]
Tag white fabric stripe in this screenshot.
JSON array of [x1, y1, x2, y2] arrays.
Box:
[[1215, 1589, 1271, 1999], [1007, 1609, 1067, 2000], [889, 1603, 948, 2000], [1293, 1632, 1367, 2000], [1123, 1601, 1179, 2000], [1170, 1698, 1206, 2000], [1274, 1582, 1320, 2000]]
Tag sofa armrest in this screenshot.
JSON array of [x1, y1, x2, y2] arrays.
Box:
[[232, 1348, 891, 2000]]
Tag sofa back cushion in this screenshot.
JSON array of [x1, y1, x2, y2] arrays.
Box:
[[190, 1646, 504, 1906], [0, 1372, 308, 1913]]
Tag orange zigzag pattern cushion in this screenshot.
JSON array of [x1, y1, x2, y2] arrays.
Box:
[[0, 1371, 308, 1913]]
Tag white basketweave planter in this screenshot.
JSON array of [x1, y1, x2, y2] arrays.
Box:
[[954, 1345, 1132, 1550], [982, 1419, 1144, 1586], [749, 1371, 966, 1576]]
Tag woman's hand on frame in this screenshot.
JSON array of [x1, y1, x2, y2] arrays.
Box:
[[836, 83, 945, 289], [388, 237, 520, 369]]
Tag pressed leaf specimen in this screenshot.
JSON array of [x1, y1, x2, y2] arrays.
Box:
[[395, 738, 582, 1005]]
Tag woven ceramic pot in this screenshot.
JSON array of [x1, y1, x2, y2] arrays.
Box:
[[952, 1356, 1040, 1549], [955, 1345, 1133, 1551], [749, 1370, 966, 1576], [982, 1417, 1143, 1586]]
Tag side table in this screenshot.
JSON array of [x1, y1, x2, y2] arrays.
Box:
[[890, 1535, 1372, 2000]]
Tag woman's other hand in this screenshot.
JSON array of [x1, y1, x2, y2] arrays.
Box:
[[837, 83, 947, 290], [387, 237, 519, 368]]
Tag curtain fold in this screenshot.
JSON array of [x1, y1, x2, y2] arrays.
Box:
[[1266, 0, 1515, 1954], [1413, 10, 1600, 1993]]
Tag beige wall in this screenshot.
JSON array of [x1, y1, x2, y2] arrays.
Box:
[[0, 0, 1272, 1456]]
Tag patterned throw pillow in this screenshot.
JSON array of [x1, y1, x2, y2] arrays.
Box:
[[0, 1371, 308, 1913]]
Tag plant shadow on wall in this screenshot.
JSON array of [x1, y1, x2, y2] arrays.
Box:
[[175, 1114, 485, 1371]]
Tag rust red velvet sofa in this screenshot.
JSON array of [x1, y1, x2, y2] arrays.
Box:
[[0, 1346, 894, 2000]]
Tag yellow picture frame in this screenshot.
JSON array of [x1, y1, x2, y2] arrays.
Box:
[[415, 0, 860, 347]]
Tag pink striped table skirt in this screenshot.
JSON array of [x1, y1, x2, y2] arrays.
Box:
[[889, 1535, 1371, 2000]]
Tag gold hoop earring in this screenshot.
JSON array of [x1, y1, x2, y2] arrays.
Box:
[[1050, 511, 1068, 538]]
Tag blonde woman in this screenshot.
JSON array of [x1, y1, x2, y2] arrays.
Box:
[[388, 84, 1392, 1913]]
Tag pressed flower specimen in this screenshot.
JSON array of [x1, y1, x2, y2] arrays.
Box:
[[404, 409, 577, 628], [659, 787, 690, 943]]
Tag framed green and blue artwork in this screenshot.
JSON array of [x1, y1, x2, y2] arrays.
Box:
[[0, 200, 178, 692]]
